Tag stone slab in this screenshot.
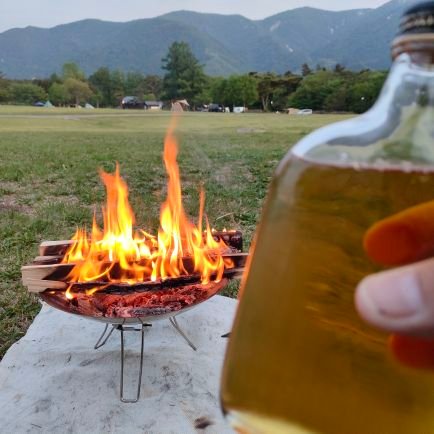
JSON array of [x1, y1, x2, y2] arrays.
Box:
[[0, 296, 237, 434]]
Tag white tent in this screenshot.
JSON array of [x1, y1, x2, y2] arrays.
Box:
[[85, 103, 95, 109], [44, 100, 54, 108]]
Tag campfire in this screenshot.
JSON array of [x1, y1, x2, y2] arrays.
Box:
[[21, 117, 246, 402], [22, 118, 246, 322]]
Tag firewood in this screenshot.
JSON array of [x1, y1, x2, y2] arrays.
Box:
[[23, 278, 68, 292], [39, 240, 74, 256], [24, 253, 247, 275], [21, 263, 74, 282], [33, 255, 63, 264], [24, 267, 243, 295], [22, 253, 247, 294], [37, 231, 243, 257]]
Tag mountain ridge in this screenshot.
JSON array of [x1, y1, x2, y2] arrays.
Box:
[[0, 0, 418, 79]]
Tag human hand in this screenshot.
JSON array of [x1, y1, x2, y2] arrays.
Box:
[[356, 201, 434, 368]]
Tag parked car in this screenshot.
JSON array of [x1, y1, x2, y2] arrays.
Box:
[[298, 109, 313, 115], [208, 103, 225, 113], [121, 96, 145, 109], [144, 101, 163, 110], [196, 105, 209, 112]]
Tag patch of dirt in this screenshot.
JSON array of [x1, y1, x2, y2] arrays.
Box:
[[237, 128, 267, 134], [0, 196, 34, 215], [39, 195, 83, 207], [213, 164, 233, 186], [213, 163, 255, 185], [0, 179, 86, 216]]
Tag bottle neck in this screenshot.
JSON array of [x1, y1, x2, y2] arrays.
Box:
[[392, 34, 434, 65]]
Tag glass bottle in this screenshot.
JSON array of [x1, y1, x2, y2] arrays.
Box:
[[221, 3, 434, 433]]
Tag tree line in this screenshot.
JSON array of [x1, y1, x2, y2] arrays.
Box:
[[0, 42, 388, 114]]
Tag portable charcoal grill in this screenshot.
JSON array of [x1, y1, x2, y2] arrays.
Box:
[[21, 231, 246, 403]]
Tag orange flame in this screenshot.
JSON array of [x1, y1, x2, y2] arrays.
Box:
[[63, 117, 232, 295]]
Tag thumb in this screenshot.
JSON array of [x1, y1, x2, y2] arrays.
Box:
[[356, 257, 434, 336]]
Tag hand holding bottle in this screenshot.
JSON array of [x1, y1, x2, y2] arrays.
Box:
[[356, 201, 434, 368]]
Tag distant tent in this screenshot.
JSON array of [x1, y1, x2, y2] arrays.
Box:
[[85, 103, 95, 109], [44, 100, 54, 108], [171, 99, 190, 112]]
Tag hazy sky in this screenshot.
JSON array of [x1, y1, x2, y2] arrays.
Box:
[[0, 0, 391, 33]]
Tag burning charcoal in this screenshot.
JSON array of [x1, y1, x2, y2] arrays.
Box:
[[37, 279, 229, 321], [76, 297, 103, 317], [164, 302, 183, 312], [160, 294, 183, 303], [179, 295, 196, 305], [93, 294, 123, 311]]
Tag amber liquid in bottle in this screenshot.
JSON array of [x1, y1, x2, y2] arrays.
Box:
[[221, 156, 434, 434]]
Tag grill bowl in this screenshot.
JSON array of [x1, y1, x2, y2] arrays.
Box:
[[39, 279, 229, 324]]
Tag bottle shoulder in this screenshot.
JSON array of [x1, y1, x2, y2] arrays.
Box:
[[290, 56, 434, 169]]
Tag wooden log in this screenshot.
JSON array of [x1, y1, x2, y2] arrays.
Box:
[[23, 278, 68, 291], [25, 253, 247, 274], [22, 253, 248, 293], [37, 231, 243, 257], [33, 255, 63, 265], [39, 240, 74, 257], [212, 230, 243, 252], [22, 263, 74, 282], [24, 267, 244, 294]]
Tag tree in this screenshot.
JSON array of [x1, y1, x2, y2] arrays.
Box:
[[48, 83, 69, 106], [143, 75, 163, 100], [324, 85, 350, 112], [64, 78, 93, 106], [32, 78, 52, 93], [210, 77, 227, 104], [62, 62, 85, 81], [334, 63, 346, 74], [110, 70, 125, 106], [223, 75, 258, 108], [0, 73, 10, 102], [162, 42, 207, 104], [273, 74, 302, 110], [89, 67, 113, 107], [301, 63, 312, 77], [124, 72, 145, 99], [348, 71, 387, 113], [49, 73, 62, 84], [253, 73, 279, 111], [251, 73, 300, 111], [10, 82, 47, 104], [289, 71, 343, 110]]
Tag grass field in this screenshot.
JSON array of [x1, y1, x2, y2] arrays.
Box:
[[0, 107, 351, 358]]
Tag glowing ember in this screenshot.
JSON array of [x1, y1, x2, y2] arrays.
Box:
[[62, 118, 233, 298]]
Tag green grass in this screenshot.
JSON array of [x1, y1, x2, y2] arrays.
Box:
[[0, 107, 352, 358]]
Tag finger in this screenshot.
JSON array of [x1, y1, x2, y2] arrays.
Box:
[[389, 334, 434, 370], [355, 257, 434, 335], [364, 200, 434, 266]]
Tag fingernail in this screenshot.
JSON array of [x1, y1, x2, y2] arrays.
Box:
[[360, 272, 425, 318]]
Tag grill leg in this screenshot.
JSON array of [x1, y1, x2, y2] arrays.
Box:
[[93, 317, 195, 403], [94, 324, 116, 349], [119, 322, 151, 403], [169, 316, 197, 351]]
